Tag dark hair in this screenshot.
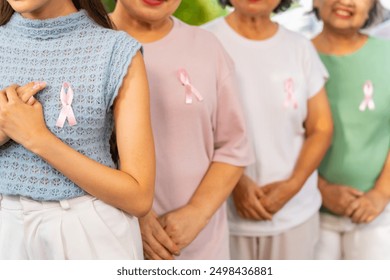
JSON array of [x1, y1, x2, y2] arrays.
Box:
[[312, 0, 383, 29], [218, 0, 294, 14], [0, 0, 113, 28]]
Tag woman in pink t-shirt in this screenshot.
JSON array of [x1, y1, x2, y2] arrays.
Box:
[[111, 0, 253, 260]]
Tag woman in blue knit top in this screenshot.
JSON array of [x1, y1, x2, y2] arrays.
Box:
[[0, 0, 155, 259]]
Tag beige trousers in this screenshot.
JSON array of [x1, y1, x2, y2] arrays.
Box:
[[0, 194, 143, 260], [230, 213, 320, 260]]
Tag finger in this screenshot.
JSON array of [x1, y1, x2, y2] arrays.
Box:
[[27, 96, 36, 106], [359, 212, 373, 224], [261, 185, 271, 194], [347, 188, 364, 197], [142, 241, 164, 260], [351, 207, 366, 223], [16, 81, 46, 103], [344, 199, 360, 217], [365, 215, 376, 223], [5, 84, 20, 103], [155, 216, 181, 255], [144, 233, 175, 260], [253, 199, 273, 220], [244, 208, 263, 220], [254, 187, 265, 199], [0, 90, 7, 105], [154, 228, 180, 256]]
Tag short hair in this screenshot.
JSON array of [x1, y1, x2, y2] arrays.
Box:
[[218, 0, 294, 14], [312, 0, 383, 29]]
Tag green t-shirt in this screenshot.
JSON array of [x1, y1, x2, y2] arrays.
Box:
[[319, 37, 390, 193]]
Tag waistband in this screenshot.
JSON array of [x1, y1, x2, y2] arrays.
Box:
[[0, 194, 95, 212]]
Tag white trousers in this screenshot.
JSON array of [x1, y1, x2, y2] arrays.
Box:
[[0, 194, 143, 260], [230, 213, 320, 260], [315, 205, 390, 260]]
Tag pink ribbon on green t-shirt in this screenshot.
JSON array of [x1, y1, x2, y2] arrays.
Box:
[[177, 69, 203, 104], [284, 78, 298, 109], [359, 81, 375, 112], [56, 82, 77, 128]]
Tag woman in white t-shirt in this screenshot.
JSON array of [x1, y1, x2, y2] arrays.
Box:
[[204, 0, 333, 259]]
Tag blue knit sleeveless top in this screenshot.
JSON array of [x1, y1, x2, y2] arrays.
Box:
[[0, 10, 141, 200]]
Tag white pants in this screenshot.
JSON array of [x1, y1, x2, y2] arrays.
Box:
[[0, 194, 143, 260], [315, 205, 390, 260], [230, 213, 320, 260]]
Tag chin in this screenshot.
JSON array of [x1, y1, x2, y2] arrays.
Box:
[[7, 0, 42, 14]]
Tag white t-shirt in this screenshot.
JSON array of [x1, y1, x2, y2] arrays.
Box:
[[203, 18, 328, 236]]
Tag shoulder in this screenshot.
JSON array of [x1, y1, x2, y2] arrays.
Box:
[[279, 25, 315, 49], [87, 19, 140, 47], [202, 17, 225, 33], [367, 35, 390, 49], [173, 17, 223, 49]]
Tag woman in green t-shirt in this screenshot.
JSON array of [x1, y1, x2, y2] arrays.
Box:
[[312, 0, 390, 259]]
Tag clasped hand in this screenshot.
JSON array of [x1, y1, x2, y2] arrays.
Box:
[[139, 205, 208, 260], [320, 181, 388, 224], [0, 82, 47, 148], [232, 176, 299, 221]]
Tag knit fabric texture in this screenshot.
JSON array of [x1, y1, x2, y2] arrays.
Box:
[[0, 10, 141, 200]]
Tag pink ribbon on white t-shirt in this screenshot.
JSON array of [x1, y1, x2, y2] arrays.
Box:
[[359, 81, 375, 111], [284, 78, 298, 109], [56, 82, 77, 128], [177, 69, 203, 104]]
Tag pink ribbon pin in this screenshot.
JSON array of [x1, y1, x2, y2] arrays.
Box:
[[359, 81, 375, 111], [284, 78, 298, 109], [56, 82, 77, 128], [177, 69, 203, 104]]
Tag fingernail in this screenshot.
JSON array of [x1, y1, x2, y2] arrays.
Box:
[[33, 81, 46, 89], [32, 82, 40, 90]]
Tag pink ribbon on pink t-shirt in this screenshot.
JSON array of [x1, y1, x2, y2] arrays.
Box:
[[177, 69, 203, 104], [284, 78, 298, 109], [56, 82, 77, 128], [359, 81, 375, 111]]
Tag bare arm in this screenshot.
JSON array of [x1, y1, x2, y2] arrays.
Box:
[[261, 87, 334, 214], [0, 52, 155, 217]]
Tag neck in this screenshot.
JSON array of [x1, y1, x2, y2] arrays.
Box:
[[313, 26, 368, 55], [111, 3, 173, 43], [21, 1, 78, 20], [225, 10, 277, 40]]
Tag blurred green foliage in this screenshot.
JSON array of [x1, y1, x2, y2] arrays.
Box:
[[101, 0, 227, 25]]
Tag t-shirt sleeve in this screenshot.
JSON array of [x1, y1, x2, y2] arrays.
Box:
[[303, 40, 329, 99], [212, 44, 254, 166], [105, 32, 142, 111]]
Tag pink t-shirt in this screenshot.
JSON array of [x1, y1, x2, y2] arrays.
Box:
[[143, 18, 253, 259]]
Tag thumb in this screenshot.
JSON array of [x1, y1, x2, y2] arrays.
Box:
[[348, 188, 364, 197], [32, 98, 42, 109]]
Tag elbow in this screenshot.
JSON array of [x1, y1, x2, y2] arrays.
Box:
[[123, 183, 154, 218], [133, 196, 153, 218], [324, 122, 334, 149]]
